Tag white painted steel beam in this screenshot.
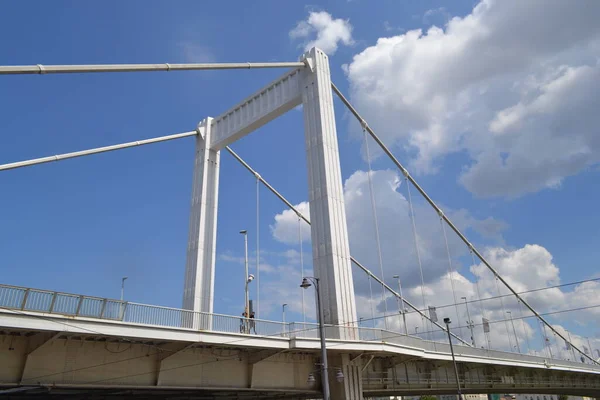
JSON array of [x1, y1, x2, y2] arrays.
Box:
[[183, 119, 220, 321], [301, 48, 358, 341], [209, 68, 304, 150]]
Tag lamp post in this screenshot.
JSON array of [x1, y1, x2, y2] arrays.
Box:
[[120, 276, 128, 302], [240, 230, 250, 317], [506, 311, 521, 353], [444, 317, 463, 400], [461, 296, 476, 347], [392, 275, 408, 335], [415, 326, 419, 336], [119, 277, 128, 319], [300, 277, 330, 400]]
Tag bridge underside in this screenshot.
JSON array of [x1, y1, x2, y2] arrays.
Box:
[[1, 320, 599, 399], [0, 385, 317, 399]]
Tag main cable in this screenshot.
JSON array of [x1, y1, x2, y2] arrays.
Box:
[[330, 82, 598, 366]]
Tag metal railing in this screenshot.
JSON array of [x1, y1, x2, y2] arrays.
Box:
[[0, 283, 287, 337], [1, 283, 599, 374]]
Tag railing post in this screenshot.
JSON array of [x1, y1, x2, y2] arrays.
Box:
[[99, 298, 107, 318], [20, 289, 30, 310], [48, 292, 57, 313], [75, 295, 84, 315]]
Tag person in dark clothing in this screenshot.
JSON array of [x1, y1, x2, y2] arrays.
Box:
[[249, 311, 256, 334]]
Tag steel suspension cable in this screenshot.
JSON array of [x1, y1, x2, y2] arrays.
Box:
[[518, 299, 532, 354], [494, 275, 514, 350], [402, 276, 600, 314], [0, 61, 306, 75], [224, 146, 471, 346], [361, 122, 389, 329], [440, 217, 464, 341], [0, 131, 198, 172], [405, 176, 431, 340], [256, 174, 261, 318], [330, 82, 597, 365], [471, 250, 491, 349], [368, 274, 376, 328]]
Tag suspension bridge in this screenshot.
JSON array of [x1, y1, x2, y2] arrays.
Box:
[[0, 48, 599, 399]]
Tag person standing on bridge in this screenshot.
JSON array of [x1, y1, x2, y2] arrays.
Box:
[[240, 311, 248, 334], [250, 311, 256, 334]]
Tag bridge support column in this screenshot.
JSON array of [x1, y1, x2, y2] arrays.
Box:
[[183, 117, 219, 327], [301, 48, 358, 343], [328, 353, 363, 400]]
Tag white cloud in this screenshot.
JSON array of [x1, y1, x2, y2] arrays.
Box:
[[269, 168, 600, 353], [290, 11, 354, 55], [422, 7, 450, 25], [270, 201, 311, 245], [345, 0, 600, 198]]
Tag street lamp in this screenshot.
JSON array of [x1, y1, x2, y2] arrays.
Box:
[[415, 326, 419, 336], [240, 230, 250, 318], [300, 277, 331, 400], [392, 275, 408, 335], [120, 276, 128, 302], [461, 296, 476, 347], [443, 317, 463, 400], [119, 277, 128, 320], [506, 311, 521, 353]]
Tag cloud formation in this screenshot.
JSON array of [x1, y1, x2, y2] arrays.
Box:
[[345, 0, 600, 198], [290, 11, 354, 55], [268, 168, 600, 353]]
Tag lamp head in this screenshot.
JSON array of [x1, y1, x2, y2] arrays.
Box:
[[239, 230, 247, 235], [300, 278, 312, 289], [247, 274, 255, 283], [443, 317, 451, 324], [393, 275, 399, 279]]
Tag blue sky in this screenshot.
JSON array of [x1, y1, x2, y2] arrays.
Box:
[[1, 1, 599, 355]]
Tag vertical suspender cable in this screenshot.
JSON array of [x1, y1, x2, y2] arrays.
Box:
[[471, 250, 491, 349], [225, 145, 472, 346], [518, 299, 531, 354], [361, 122, 389, 329], [552, 331, 560, 359], [368, 274, 376, 328], [298, 215, 306, 326], [406, 177, 431, 340], [256, 175, 260, 319], [440, 217, 465, 341], [495, 276, 513, 350], [541, 320, 553, 358]]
